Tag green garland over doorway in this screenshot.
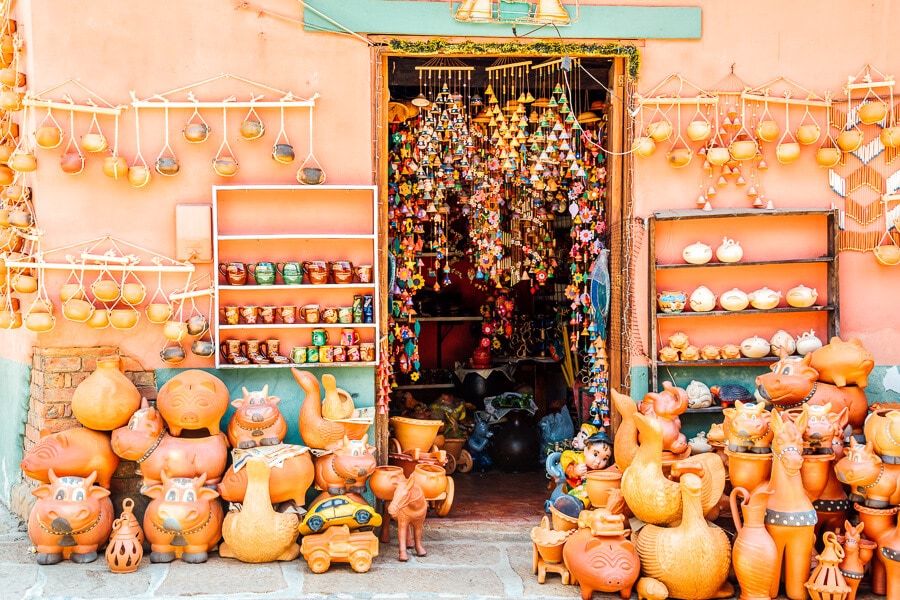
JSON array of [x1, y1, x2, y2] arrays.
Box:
[[387, 39, 640, 79]]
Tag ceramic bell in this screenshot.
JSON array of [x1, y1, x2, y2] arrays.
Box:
[[682, 241, 713, 265], [716, 237, 743, 263], [689, 286, 717, 312]]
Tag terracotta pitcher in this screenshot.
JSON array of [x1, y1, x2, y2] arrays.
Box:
[[731, 486, 778, 600], [71, 356, 141, 431]]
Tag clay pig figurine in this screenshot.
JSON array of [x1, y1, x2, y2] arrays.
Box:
[[21, 427, 119, 488], [227, 385, 288, 449], [143, 471, 223, 563], [156, 370, 230, 436], [808, 336, 875, 388], [111, 398, 229, 488], [28, 470, 114, 564], [564, 508, 640, 600]]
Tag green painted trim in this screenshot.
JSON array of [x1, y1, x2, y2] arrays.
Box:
[[0, 356, 30, 504], [388, 39, 640, 79], [303, 1, 701, 40]]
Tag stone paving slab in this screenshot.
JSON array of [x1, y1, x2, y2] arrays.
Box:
[[155, 559, 290, 597]]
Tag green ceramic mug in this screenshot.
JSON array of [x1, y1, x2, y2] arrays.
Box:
[[277, 261, 303, 285], [310, 328, 328, 347], [248, 261, 276, 285]]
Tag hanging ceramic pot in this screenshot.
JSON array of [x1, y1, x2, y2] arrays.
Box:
[[881, 126, 900, 148], [62, 297, 94, 323], [80, 114, 108, 153], [631, 136, 656, 158], [102, 154, 129, 180], [815, 146, 842, 168], [272, 103, 294, 164], [686, 118, 711, 142], [155, 104, 179, 176], [837, 128, 864, 153], [858, 100, 888, 125], [85, 305, 110, 329], [182, 107, 210, 144], [71, 355, 141, 430], [240, 105, 265, 140], [60, 112, 85, 175], [8, 149, 36, 172], [756, 119, 780, 143], [34, 110, 63, 149], [109, 307, 139, 330], [646, 119, 673, 142], [0, 67, 24, 88]]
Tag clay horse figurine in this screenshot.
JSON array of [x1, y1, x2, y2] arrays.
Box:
[[387, 476, 427, 561]]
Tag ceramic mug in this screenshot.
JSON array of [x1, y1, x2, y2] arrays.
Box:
[[240, 305, 259, 324], [352, 295, 364, 323], [340, 328, 360, 346], [310, 328, 328, 347], [302, 260, 329, 285], [322, 307, 339, 324], [337, 306, 353, 324], [299, 304, 320, 324], [353, 264, 373, 284], [360, 342, 375, 362], [319, 345, 334, 363], [259, 305, 277, 325], [248, 261, 276, 285], [346, 345, 361, 362], [363, 295, 374, 323], [218, 262, 247, 286], [333, 345, 347, 362], [329, 261, 353, 284], [306, 346, 320, 363], [291, 346, 308, 364], [279, 305, 297, 324], [221, 305, 239, 325], [276, 261, 303, 285]]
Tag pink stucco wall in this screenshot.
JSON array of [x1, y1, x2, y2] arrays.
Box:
[[6, 0, 373, 367], [625, 0, 900, 365]]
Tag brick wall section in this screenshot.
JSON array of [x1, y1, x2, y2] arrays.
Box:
[[13, 346, 157, 521]]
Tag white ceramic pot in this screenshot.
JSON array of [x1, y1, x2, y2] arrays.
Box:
[[689, 285, 717, 312], [748, 286, 782, 310], [740, 335, 771, 359], [769, 329, 797, 356], [719, 288, 749, 311], [716, 237, 743, 263], [795, 329, 824, 356], [682, 241, 712, 265], [785, 284, 818, 308]]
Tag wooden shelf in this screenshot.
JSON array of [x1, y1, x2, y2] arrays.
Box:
[[656, 305, 835, 318], [656, 257, 833, 269]]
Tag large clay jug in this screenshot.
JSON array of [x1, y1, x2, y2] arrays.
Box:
[[490, 409, 540, 472], [71, 356, 141, 430], [731, 486, 778, 600]]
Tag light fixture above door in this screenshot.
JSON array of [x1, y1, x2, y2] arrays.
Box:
[[451, 0, 579, 26]]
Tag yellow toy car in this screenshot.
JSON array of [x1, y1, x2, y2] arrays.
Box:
[[297, 494, 382, 536]]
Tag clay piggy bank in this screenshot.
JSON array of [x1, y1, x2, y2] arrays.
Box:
[[227, 385, 288, 449], [21, 427, 119, 488], [28, 470, 114, 564], [111, 398, 229, 487], [755, 352, 869, 434], [638, 381, 689, 455], [563, 510, 640, 599], [143, 471, 223, 563], [722, 400, 773, 453], [808, 336, 875, 388], [218, 444, 314, 506], [314, 435, 377, 501], [156, 370, 230, 436]]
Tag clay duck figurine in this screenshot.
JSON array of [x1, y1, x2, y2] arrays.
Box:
[[634, 472, 734, 600], [292, 369, 369, 450]]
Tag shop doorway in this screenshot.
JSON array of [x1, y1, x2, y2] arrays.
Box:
[[380, 52, 627, 523]]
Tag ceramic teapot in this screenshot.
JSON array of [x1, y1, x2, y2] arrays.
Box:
[[740, 335, 771, 359], [716, 237, 744, 263], [748, 286, 782, 310], [795, 330, 824, 356], [785, 284, 818, 307], [719, 288, 750, 311], [688, 285, 717, 312], [682, 241, 712, 265]]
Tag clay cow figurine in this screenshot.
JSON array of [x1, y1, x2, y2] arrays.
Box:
[[835, 438, 900, 508], [156, 370, 230, 436], [864, 409, 900, 464], [28, 470, 114, 564], [21, 427, 119, 488], [722, 400, 773, 454], [111, 398, 230, 488], [313, 435, 377, 503], [795, 402, 847, 454], [227, 385, 288, 449], [143, 471, 223, 563]]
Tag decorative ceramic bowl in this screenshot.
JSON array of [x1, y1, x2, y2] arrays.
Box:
[[657, 290, 686, 313]]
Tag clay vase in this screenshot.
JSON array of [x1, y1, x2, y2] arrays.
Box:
[[370, 465, 406, 502], [584, 469, 622, 508], [731, 486, 778, 600], [855, 503, 899, 596], [71, 356, 141, 431], [725, 449, 773, 493], [490, 409, 540, 472], [105, 498, 144, 573], [389, 416, 442, 453], [800, 453, 835, 502]]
